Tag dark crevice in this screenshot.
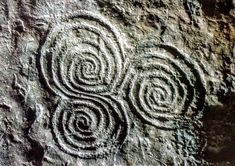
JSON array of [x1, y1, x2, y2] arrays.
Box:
[[25, 107, 44, 165], [199, 0, 234, 18], [201, 93, 235, 163]]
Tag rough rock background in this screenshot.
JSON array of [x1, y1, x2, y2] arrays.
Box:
[[0, 0, 234, 165]]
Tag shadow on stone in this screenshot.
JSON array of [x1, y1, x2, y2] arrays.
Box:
[[199, 0, 234, 17], [201, 93, 235, 164]]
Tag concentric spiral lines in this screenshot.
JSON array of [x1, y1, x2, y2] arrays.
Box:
[[127, 45, 206, 129], [38, 9, 208, 158], [51, 96, 129, 158], [39, 10, 125, 97]]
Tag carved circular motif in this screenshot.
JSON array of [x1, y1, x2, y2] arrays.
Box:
[[37, 10, 207, 159], [51, 96, 129, 158], [39, 10, 125, 97], [126, 45, 206, 129]]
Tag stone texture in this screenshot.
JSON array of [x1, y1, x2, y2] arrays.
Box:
[[0, 0, 234, 165]]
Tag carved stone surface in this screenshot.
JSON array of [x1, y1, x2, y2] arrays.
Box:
[[0, 0, 235, 165]]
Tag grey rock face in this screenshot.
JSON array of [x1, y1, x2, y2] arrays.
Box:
[[0, 0, 234, 165]]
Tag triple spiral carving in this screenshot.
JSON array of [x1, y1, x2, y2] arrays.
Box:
[[38, 10, 206, 158]]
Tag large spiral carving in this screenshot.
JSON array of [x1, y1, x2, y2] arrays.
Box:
[[39, 10, 125, 97], [37, 9, 208, 159], [127, 45, 206, 129], [51, 96, 129, 158]]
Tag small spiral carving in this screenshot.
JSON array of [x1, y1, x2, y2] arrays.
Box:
[[51, 96, 129, 158], [39, 10, 125, 97], [127, 45, 206, 129]]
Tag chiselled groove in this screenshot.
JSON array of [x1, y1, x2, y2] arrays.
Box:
[[52, 96, 129, 159], [40, 10, 125, 98], [66, 10, 125, 57], [38, 9, 207, 159], [126, 44, 206, 129], [38, 10, 129, 159]]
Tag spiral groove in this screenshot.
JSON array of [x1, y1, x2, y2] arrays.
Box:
[[37, 9, 207, 158], [127, 45, 206, 129], [39, 10, 125, 97], [52, 97, 129, 158]]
